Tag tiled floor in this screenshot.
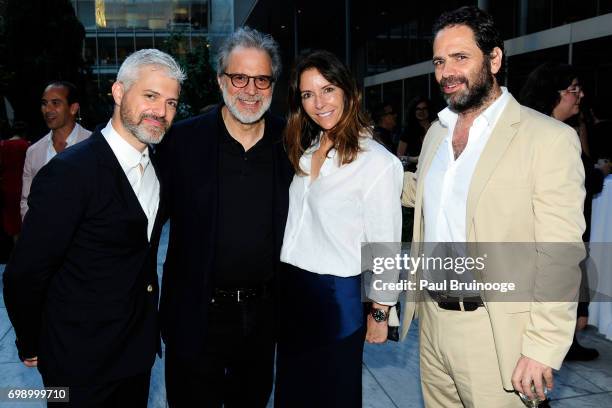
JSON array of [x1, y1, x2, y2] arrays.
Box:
[[1, 225, 611, 407]]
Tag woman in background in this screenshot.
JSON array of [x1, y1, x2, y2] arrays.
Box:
[[275, 50, 403, 407], [0, 121, 30, 242], [520, 61, 608, 363], [397, 96, 433, 171]]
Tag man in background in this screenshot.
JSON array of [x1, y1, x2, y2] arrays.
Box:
[[20, 81, 91, 218]]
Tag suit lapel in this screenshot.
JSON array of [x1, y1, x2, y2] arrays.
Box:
[[94, 130, 149, 229], [465, 95, 521, 240], [149, 145, 166, 239]]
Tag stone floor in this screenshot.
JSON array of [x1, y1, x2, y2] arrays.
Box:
[[1, 225, 611, 407]]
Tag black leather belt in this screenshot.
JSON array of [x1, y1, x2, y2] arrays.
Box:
[[428, 291, 484, 311], [211, 286, 270, 304]]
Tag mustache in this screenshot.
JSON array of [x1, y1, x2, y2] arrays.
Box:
[[440, 76, 468, 88], [140, 113, 168, 127], [235, 93, 264, 103]]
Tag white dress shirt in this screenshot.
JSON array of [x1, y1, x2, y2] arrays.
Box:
[[281, 135, 404, 277], [101, 120, 159, 241], [423, 87, 510, 243], [44, 123, 82, 163]]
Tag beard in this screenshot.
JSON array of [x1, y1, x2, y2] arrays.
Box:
[[120, 104, 170, 145], [440, 58, 495, 113], [221, 85, 272, 124]]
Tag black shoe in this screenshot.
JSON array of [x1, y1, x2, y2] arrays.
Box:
[[565, 340, 599, 361]]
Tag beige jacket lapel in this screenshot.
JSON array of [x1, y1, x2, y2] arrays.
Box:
[[465, 95, 521, 241]]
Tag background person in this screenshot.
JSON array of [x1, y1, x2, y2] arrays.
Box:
[[0, 121, 30, 242], [276, 50, 403, 407], [20, 81, 91, 219], [372, 101, 398, 152], [397, 96, 434, 169], [520, 62, 610, 362]]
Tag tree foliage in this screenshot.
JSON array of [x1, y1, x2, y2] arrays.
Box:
[[1, 0, 87, 137], [160, 33, 220, 120]]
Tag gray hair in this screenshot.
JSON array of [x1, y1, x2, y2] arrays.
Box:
[[117, 49, 186, 90], [217, 26, 281, 80]]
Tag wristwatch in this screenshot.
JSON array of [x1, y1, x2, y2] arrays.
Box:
[[370, 306, 388, 323]]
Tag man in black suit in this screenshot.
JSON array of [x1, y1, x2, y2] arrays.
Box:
[[2, 49, 185, 407], [159, 27, 292, 407]]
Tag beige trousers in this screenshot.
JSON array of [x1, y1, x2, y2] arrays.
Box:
[[418, 298, 525, 408]]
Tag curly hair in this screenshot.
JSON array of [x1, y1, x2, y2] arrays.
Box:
[[285, 50, 371, 175], [519, 62, 578, 116]]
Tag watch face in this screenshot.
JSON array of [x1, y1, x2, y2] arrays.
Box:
[[371, 308, 387, 322]]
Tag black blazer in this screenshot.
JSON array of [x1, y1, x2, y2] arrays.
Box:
[[157, 106, 293, 362], [2, 129, 165, 385]]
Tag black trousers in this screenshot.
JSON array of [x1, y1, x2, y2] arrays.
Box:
[[165, 296, 276, 408], [43, 370, 151, 408]]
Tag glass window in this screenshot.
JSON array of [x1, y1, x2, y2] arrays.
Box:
[[76, 0, 96, 29], [506, 45, 569, 95], [365, 85, 382, 113], [552, 0, 599, 26], [572, 36, 612, 110], [97, 35, 116, 67], [135, 33, 154, 51], [84, 37, 97, 66], [403, 75, 431, 123], [189, 0, 209, 30], [90, 1, 208, 31], [116, 35, 134, 64], [524, 0, 553, 34], [381, 80, 403, 128], [600, 0, 612, 14]]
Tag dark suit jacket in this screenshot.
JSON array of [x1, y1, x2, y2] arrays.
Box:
[[157, 105, 293, 362], [2, 129, 164, 385]]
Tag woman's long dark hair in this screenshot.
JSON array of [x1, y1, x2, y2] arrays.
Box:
[[285, 50, 371, 175], [519, 62, 578, 116]]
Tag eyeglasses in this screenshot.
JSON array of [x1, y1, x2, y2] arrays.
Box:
[[560, 85, 582, 95], [223, 72, 274, 90]]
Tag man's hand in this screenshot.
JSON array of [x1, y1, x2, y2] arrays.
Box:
[[576, 315, 588, 331], [23, 356, 38, 368], [365, 304, 389, 344], [511, 355, 553, 401]]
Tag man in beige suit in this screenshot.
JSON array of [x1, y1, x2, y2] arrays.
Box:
[[21, 81, 91, 219], [400, 6, 585, 407]]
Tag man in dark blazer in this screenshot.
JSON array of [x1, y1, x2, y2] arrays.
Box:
[[2, 49, 185, 407], [158, 27, 293, 407]]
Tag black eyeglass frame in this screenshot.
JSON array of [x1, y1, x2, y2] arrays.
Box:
[[223, 72, 274, 90]]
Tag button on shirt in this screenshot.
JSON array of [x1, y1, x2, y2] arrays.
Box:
[[423, 87, 510, 243], [281, 136, 404, 277], [101, 120, 160, 240]]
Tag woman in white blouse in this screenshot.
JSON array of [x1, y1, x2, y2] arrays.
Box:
[[274, 50, 404, 407]]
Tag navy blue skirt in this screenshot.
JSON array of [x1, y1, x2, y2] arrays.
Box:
[[275, 263, 366, 408]]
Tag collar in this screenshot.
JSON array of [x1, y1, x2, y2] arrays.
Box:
[[47, 123, 82, 146], [100, 119, 148, 173], [218, 105, 272, 147], [438, 86, 510, 128]]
